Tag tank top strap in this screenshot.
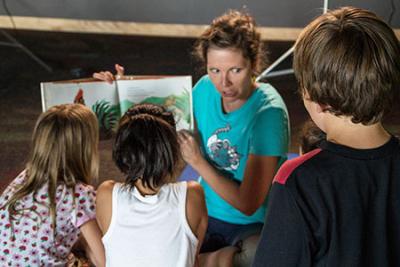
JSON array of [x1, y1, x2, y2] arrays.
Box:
[[175, 181, 198, 243]]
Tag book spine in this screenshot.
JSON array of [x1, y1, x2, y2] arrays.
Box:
[[40, 83, 46, 112]]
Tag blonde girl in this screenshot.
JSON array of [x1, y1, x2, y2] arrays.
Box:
[[0, 104, 105, 266]]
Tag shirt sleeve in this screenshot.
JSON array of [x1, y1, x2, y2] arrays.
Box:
[[73, 183, 97, 228], [249, 106, 289, 156], [3, 171, 27, 193], [252, 182, 311, 267], [192, 75, 209, 119]]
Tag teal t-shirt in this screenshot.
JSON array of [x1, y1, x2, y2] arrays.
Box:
[[193, 75, 290, 224]]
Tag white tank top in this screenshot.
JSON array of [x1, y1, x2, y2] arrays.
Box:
[[102, 181, 198, 267]]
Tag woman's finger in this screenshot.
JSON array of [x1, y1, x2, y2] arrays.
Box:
[[103, 71, 114, 83], [115, 64, 125, 77], [93, 71, 114, 84], [92, 72, 104, 80], [178, 133, 189, 145], [92, 64, 125, 84]]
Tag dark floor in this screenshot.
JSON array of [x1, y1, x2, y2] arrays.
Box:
[[0, 29, 399, 190]]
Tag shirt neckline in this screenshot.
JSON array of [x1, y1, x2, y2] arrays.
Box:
[[320, 135, 399, 160], [216, 86, 261, 119], [132, 186, 160, 204]]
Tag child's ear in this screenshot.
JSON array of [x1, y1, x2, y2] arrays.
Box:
[[316, 103, 324, 113], [302, 89, 309, 99], [316, 103, 330, 113]]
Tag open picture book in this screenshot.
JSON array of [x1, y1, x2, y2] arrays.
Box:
[[41, 75, 193, 139]]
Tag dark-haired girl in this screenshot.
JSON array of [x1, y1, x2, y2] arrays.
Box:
[[96, 104, 207, 267]]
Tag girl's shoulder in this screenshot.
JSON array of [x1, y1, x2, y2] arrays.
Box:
[[185, 181, 205, 207], [54, 181, 96, 206], [158, 182, 203, 206], [96, 180, 117, 208], [97, 180, 117, 196], [55, 182, 96, 216], [74, 181, 96, 197], [0, 171, 28, 205], [2, 171, 27, 193]]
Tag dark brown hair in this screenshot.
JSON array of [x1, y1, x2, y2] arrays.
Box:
[[193, 10, 266, 75], [293, 6, 400, 124], [113, 103, 180, 191]]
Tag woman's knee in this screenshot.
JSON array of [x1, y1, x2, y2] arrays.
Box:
[[233, 234, 260, 267]]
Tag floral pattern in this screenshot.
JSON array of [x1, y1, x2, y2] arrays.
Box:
[[0, 171, 96, 266]]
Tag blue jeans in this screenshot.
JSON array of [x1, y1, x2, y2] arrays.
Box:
[[200, 216, 263, 253]]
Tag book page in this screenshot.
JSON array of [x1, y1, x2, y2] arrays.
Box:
[[40, 76, 193, 133], [116, 76, 193, 130], [41, 80, 119, 112], [41, 80, 120, 139]]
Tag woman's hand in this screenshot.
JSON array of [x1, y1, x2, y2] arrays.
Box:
[[179, 131, 279, 215], [178, 130, 203, 166], [92, 64, 125, 84]]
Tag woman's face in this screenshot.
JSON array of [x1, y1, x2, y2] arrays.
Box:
[[206, 47, 255, 111]]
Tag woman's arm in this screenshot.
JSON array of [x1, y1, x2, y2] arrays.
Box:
[[79, 220, 106, 267], [179, 131, 278, 216]]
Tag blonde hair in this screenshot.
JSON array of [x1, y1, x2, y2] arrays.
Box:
[[4, 104, 99, 229]]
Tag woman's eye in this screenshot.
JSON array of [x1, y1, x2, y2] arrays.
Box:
[[209, 68, 219, 74], [231, 68, 241, 73]]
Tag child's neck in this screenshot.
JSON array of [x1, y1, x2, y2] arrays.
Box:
[[134, 179, 160, 196], [325, 115, 391, 149]]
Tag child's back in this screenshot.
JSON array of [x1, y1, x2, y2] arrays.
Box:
[[257, 136, 400, 266], [0, 171, 97, 266], [96, 103, 207, 267], [253, 7, 400, 267], [100, 180, 201, 266], [0, 104, 104, 266]]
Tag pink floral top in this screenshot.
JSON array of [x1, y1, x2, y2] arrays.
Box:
[[0, 171, 96, 266]]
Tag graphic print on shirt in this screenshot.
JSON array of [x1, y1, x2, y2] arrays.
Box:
[[206, 124, 240, 171]]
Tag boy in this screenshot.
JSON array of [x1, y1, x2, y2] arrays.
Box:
[[253, 7, 400, 267]]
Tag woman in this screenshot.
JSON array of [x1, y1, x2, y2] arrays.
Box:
[[93, 10, 289, 266]]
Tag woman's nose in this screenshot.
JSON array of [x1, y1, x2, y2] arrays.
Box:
[[221, 73, 232, 87]]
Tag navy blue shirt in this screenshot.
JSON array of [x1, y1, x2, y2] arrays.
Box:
[[253, 136, 400, 267]]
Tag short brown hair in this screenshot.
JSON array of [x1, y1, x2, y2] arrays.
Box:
[[294, 6, 400, 124], [193, 10, 266, 75]]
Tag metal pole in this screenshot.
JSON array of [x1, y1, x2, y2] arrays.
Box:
[[256, 0, 328, 81], [255, 46, 294, 82]]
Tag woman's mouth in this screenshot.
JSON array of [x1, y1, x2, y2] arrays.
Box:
[[222, 91, 237, 98]]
